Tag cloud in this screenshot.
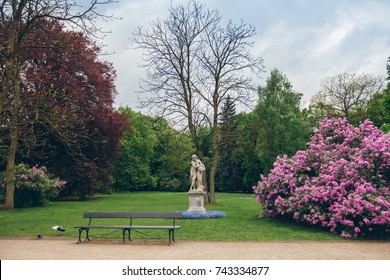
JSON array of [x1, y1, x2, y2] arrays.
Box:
[[92, 0, 390, 109], [250, 0, 390, 101], [95, 0, 172, 109], [313, 17, 355, 55]]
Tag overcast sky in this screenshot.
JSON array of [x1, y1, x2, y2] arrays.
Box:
[[93, 0, 390, 110]]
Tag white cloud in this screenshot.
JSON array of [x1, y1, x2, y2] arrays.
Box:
[[313, 16, 355, 54]]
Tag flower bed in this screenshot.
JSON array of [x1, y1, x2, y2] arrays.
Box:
[[181, 211, 226, 219]]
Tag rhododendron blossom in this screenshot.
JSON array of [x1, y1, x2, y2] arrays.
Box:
[[254, 118, 390, 238], [1, 164, 66, 208]]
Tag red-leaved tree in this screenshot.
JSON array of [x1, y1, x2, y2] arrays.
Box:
[[2, 19, 127, 199], [1, 0, 118, 209]]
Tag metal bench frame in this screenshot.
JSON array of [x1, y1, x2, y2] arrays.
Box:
[[74, 212, 182, 245]]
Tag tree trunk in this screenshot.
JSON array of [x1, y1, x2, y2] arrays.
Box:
[[209, 144, 218, 204], [4, 58, 21, 211], [5, 126, 17, 210], [208, 106, 220, 204], [2, 7, 21, 210], [187, 109, 210, 203]]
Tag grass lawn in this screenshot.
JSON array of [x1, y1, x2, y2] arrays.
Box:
[[0, 192, 343, 241]]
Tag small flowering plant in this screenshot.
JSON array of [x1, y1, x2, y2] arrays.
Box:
[[1, 163, 66, 208], [254, 118, 390, 238]]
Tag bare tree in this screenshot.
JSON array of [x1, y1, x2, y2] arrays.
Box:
[[133, 0, 264, 203], [316, 73, 385, 118], [0, 0, 117, 210]]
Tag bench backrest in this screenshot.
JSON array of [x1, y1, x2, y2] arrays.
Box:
[[83, 211, 183, 219], [130, 212, 183, 219]]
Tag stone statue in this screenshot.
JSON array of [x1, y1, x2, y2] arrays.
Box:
[[190, 154, 205, 191]]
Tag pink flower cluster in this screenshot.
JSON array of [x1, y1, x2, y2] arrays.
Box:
[[1, 163, 66, 208], [254, 118, 390, 238]]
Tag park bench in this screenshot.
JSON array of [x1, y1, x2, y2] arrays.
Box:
[[74, 211, 182, 245]]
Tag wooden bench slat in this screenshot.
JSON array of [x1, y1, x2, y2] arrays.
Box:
[[83, 212, 133, 218]]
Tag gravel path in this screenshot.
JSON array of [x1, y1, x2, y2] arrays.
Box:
[[1, 237, 389, 260]]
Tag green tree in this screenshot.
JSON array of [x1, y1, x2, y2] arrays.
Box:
[[387, 57, 390, 87], [255, 69, 311, 174], [367, 90, 390, 133], [113, 108, 195, 192], [216, 96, 244, 192], [234, 112, 262, 191], [150, 117, 195, 192], [112, 108, 158, 191], [367, 57, 390, 132]]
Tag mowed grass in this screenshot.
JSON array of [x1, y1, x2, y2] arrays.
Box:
[[0, 192, 342, 241]]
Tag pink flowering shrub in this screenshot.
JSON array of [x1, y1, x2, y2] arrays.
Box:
[[1, 164, 66, 208], [254, 118, 390, 238]]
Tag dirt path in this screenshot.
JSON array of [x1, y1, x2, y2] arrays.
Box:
[[0, 237, 389, 260]]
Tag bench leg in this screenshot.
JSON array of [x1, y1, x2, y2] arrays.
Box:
[[122, 228, 132, 243], [77, 228, 90, 244], [77, 228, 83, 244], [168, 229, 175, 245], [122, 229, 126, 243]]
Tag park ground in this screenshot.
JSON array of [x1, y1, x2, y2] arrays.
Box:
[[0, 237, 389, 260]]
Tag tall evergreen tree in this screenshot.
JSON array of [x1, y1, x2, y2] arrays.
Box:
[[216, 96, 244, 192]]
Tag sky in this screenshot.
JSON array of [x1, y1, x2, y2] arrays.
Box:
[[92, 0, 390, 110]]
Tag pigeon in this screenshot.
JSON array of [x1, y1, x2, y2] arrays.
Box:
[[52, 225, 65, 232]]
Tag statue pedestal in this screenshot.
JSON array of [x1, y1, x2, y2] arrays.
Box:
[[187, 190, 206, 214]]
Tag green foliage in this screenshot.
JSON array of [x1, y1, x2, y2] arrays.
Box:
[[367, 90, 390, 133], [387, 56, 390, 82], [112, 108, 158, 191], [0, 164, 66, 208], [0, 192, 342, 241], [196, 125, 213, 159], [112, 107, 195, 192], [365, 57, 390, 133], [234, 113, 263, 190], [150, 117, 194, 191], [216, 96, 246, 192], [255, 69, 312, 174]]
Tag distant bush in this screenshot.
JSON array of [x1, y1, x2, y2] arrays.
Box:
[[1, 164, 66, 208], [254, 118, 390, 238]]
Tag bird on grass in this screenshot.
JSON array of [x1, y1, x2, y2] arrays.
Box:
[[52, 225, 65, 232]]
